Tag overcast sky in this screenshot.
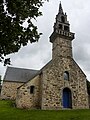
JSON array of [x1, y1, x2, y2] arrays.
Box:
[[0, 0, 90, 81]]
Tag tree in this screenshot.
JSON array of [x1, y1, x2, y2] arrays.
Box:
[[0, 0, 48, 65]]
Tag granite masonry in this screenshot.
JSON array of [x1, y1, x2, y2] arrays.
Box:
[[1, 67, 39, 100], [1, 2, 89, 109]]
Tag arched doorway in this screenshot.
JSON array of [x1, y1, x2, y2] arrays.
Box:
[[63, 88, 72, 108]]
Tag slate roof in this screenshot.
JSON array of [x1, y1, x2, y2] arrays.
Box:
[[4, 67, 39, 83]]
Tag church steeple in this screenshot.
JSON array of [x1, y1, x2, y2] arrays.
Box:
[[50, 2, 74, 43], [59, 1, 64, 14], [50, 2, 75, 59]]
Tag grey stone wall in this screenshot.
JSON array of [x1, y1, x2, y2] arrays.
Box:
[[41, 57, 89, 110], [16, 75, 41, 109], [1, 81, 23, 100], [52, 37, 73, 59]]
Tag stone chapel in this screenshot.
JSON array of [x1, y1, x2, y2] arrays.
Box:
[[1, 2, 89, 109]]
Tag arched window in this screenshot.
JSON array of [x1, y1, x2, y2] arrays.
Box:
[[61, 16, 65, 23], [30, 86, 35, 94], [64, 71, 69, 80]]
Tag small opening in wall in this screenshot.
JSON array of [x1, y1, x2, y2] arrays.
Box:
[[64, 71, 69, 81], [30, 86, 35, 94], [59, 24, 62, 30], [61, 16, 65, 23], [64, 26, 69, 31]]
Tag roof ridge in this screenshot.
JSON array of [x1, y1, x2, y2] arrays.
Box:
[[7, 66, 39, 71]]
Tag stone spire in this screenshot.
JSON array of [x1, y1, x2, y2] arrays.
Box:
[[50, 2, 75, 59], [50, 2, 75, 43], [59, 1, 64, 14]]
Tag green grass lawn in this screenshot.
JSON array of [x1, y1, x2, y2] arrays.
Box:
[[0, 100, 90, 120]]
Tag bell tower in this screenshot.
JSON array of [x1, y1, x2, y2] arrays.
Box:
[[50, 2, 75, 60]]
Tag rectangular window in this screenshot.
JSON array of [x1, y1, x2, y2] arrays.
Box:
[[30, 86, 35, 94]]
